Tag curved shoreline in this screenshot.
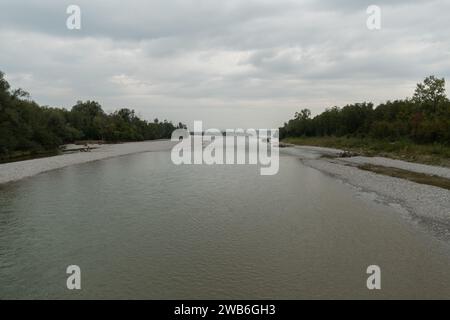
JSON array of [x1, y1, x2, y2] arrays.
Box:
[[0, 140, 176, 185], [283, 146, 450, 240]]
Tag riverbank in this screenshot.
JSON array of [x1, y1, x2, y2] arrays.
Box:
[[0, 140, 176, 185], [282, 137, 450, 168], [282, 145, 450, 240], [0, 150, 61, 164]]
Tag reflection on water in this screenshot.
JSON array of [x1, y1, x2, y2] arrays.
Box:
[[0, 148, 450, 299]]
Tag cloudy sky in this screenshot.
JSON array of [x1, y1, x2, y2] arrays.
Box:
[[1, 0, 449, 129]]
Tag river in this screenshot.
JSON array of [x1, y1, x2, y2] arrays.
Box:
[[1, 142, 449, 299]]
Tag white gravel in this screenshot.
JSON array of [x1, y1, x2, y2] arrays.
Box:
[[338, 156, 450, 179], [284, 145, 450, 179], [283, 146, 450, 236], [281, 145, 343, 159], [0, 140, 176, 185], [303, 158, 450, 220]]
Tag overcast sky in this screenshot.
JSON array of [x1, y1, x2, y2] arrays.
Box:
[[1, 0, 449, 129]]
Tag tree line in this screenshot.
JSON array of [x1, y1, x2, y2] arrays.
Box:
[[280, 76, 450, 145], [0, 71, 186, 159]]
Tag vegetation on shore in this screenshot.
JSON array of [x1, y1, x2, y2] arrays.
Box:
[[280, 76, 450, 167], [0, 71, 186, 162], [357, 164, 450, 191]]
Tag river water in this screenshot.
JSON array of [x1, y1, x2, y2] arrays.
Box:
[[0, 143, 449, 299]]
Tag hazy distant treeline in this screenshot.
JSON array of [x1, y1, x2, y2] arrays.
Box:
[[0, 71, 186, 158], [280, 76, 450, 144]]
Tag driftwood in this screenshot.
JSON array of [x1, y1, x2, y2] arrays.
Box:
[[62, 146, 95, 153], [338, 151, 359, 158]]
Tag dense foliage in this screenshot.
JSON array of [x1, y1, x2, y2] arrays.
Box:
[[0, 71, 185, 159], [280, 76, 450, 145]]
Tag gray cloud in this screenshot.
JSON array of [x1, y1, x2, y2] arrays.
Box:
[[0, 0, 449, 129]]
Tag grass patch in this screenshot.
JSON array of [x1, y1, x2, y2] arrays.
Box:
[[283, 136, 450, 167], [358, 164, 450, 190]]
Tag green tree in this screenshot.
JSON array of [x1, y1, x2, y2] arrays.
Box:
[[280, 76, 450, 145], [413, 76, 448, 113]]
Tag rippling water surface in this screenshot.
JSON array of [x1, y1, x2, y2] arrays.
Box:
[[1, 144, 450, 299]]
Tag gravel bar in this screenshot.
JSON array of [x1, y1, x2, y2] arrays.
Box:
[[0, 140, 176, 185]]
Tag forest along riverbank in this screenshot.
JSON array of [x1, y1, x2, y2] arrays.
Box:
[[281, 145, 450, 241]]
